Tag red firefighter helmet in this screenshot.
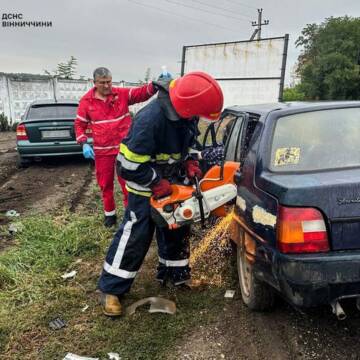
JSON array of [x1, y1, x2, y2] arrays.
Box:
[[169, 71, 223, 121]]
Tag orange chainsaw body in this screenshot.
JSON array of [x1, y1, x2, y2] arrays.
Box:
[[150, 162, 239, 228]]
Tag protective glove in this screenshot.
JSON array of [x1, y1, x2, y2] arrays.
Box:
[[158, 71, 172, 80], [152, 78, 172, 92], [82, 143, 94, 160], [151, 179, 173, 199], [201, 145, 224, 166], [184, 160, 202, 180]]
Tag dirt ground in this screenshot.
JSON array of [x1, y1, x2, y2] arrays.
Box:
[[0, 132, 93, 249], [1, 132, 360, 360]]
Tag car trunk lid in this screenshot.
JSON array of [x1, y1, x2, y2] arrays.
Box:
[[259, 169, 360, 250], [24, 119, 75, 142], [23, 104, 78, 143]]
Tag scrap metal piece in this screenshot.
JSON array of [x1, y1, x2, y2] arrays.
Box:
[[61, 270, 77, 280], [108, 353, 121, 360], [126, 297, 176, 316], [63, 353, 99, 360], [5, 210, 20, 217], [49, 317, 66, 330], [224, 290, 235, 298]]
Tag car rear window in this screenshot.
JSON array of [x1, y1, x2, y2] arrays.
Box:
[[270, 107, 360, 172], [27, 105, 78, 120]]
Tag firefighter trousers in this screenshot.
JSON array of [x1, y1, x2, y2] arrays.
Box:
[[98, 192, 191, 295], [95, 154, 129, 214]]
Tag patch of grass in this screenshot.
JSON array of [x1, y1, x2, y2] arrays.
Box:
[[0, 184, 234, 359]]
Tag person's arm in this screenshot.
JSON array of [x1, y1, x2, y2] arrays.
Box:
[[74, 99, 90, 145], [127, 83, 157, 106], [118, 114, 159, 187]]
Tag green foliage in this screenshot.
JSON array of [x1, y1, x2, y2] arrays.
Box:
[[11, 121, 19, 132], [0, 209, 230, 359], [44, 56, 78, 79], [0, 113, 10, 132], [296, 16, 360, 100], [0, 181, 232, 359], [283, 85, 306, 101]]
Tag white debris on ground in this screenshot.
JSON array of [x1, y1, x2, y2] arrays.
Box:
[[63, 354, 98, 360], [107, 353, 121, 360], [61, 270, 77, 280], [5, 210, 20, 217], [224, 290, 235, 298]]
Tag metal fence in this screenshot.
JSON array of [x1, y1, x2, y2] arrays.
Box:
[[0, 73, 147, 124]]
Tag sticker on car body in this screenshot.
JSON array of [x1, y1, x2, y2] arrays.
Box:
[[274, 147, 301, 166]]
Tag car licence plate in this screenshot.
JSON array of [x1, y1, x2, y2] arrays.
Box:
[[41, 130, 71, 139]]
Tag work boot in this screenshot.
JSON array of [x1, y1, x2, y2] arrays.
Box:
[[101, 293, 122, 317], [171, 266, 191, 286], [104, 215, 117, 228]]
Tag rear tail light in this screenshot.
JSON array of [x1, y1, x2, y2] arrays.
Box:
[[16, 123, 28, 141], [277, 206, 329, 254]]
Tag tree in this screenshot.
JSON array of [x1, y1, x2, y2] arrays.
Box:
[[137, 68, 152, 84], [44, 56, 78, 79], [295, 16, 360, 100], [283, 85, 306, 101]]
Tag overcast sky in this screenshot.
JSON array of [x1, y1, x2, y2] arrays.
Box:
[[0, 0, 359, 85]]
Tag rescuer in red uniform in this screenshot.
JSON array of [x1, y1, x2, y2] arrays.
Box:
[[75, 67, 157, 227]]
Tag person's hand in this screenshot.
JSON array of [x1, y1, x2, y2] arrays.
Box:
[[151, 179, 172, 199], [158, 71, 172, 80], [82, 143, 94, 160], [184, 160, 202, 179]]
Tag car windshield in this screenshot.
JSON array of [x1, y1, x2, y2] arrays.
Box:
[[27, 105, 77, 120], [270, 107, 360, 172]]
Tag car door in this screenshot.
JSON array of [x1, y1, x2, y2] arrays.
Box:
[[201, 112, 247, 162]]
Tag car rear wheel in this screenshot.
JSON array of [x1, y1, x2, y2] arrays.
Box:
[[17, 156, 32, 169], [237, 233, 275, 311]]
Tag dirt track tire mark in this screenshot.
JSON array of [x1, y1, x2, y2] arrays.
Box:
[[0, 157, 93, 224]]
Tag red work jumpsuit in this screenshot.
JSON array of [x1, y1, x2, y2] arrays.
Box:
[[74, 83, 156, 215]]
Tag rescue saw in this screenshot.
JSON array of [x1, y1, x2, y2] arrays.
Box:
[[150, 161, 239, 229]]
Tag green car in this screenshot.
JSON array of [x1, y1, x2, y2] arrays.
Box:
[[16, 100, 92, 167]]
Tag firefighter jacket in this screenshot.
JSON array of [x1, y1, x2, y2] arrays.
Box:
[[117, 98, 198, 197], [74, 83, 156, 156]]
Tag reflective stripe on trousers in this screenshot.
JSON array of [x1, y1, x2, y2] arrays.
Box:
[[98, 192, 191, 295]]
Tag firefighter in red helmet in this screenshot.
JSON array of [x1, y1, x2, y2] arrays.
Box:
[[98, 71, 223, 316]]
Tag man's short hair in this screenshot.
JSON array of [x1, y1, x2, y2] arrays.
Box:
[[93, 67, 112, 81]]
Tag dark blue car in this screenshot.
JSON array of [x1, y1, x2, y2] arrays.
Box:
[[205, 101, 360, 319]]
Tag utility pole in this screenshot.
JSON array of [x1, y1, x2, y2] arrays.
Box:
[[250, 8, 269, 40]]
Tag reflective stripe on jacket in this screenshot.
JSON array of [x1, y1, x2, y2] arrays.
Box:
[[74, 83, 156, 155], [117, 99, 197, 196]]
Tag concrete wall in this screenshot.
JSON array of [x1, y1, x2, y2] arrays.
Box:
[[0, 74, 149, 124]]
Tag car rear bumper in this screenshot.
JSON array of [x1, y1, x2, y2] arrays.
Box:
[[271, 251, 360, 307], [17, 140, 86, 157]]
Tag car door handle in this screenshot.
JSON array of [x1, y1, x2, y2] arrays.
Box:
[[234, 169, 243, 184]]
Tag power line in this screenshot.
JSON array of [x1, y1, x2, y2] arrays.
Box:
[[164, 0, 251, 23], [190, 0, 253, 19], [126, 0, 237, 32], [222, 0, 258, 10], [250, 8, 269, 40]]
